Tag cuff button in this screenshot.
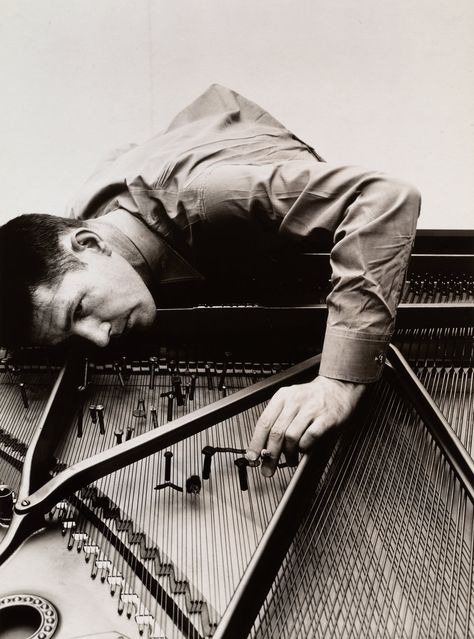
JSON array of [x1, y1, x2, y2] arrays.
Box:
[[374, 353, 385, 365]]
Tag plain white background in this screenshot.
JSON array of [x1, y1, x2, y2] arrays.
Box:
[[0, 0, 473, 228]]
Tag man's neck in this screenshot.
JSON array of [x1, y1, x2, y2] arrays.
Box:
[[86, 210, 155, 288]]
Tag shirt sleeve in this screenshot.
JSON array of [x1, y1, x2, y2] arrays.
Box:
[[201, 160, 421, 383]]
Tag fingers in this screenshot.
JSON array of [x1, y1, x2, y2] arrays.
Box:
[[259, 406, 299, 476], [246, 391, 285, 462], [245, 377, 363, 478], [298, 415, 332, 451]]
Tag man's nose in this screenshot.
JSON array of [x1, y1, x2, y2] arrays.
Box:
[[73, 317, 111, 347]]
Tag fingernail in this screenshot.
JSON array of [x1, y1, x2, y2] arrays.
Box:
[[245, 450, 258, 462]]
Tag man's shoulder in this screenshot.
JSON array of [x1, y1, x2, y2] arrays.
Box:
[[164, 83, 287, 132], [68, 85, 304, 220]]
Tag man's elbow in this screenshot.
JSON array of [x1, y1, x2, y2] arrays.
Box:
[[375, 175, 421, 238]]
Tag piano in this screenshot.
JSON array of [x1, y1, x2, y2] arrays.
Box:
[[0, 229, 472, 639]]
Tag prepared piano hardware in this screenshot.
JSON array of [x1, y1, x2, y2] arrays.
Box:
[[0, 230, 473, 639]]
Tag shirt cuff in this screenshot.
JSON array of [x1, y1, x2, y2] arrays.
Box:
[[319, 327, 391, 383]]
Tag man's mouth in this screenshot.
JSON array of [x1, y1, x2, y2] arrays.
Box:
[[120, 314, 132, 335], [111, 314, 132, 338]]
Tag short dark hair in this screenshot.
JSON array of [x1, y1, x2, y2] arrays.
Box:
[[0, 214, 85, 346]]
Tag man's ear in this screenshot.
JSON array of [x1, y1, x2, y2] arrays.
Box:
[[69, 228, 112, 256]]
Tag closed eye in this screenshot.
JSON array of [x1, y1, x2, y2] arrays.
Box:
[[73, 299, 85, 321]]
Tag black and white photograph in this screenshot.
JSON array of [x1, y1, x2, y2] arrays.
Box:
[[0, 2, 473, 638]]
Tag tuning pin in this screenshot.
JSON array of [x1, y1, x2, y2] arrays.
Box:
[[221, 384, 227, 398], [126, 427, 134, 441], [115, 430, 123, 445]]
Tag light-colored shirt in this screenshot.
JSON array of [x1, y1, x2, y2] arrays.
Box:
[[70, 84, 420, 383]]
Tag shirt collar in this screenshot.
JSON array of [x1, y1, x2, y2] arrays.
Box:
[[98, 209, 204, 286]]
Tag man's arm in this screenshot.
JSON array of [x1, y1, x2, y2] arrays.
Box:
[[201, 160, 421, 471]]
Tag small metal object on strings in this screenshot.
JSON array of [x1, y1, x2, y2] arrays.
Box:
[[19, 382, 29, 409], [205, 364, 214, 390], [188, 375, 197, 401], [218, 351, 232, 390], [149, 356, 157, 390], [164, 450, 173, 482], [133, 398, 146, 418], [150, 406, 158, 428], [113, 361, 125, 388], [89, 405, 97, 424], [95, 404, 105, 435], [172, 376, 184, 406]]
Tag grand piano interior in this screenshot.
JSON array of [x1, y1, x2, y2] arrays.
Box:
[[0, 229, 473, 639]]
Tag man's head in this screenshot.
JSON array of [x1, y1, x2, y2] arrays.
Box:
[[0, 214, 156, 347]]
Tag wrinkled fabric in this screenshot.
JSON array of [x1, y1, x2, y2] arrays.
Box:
[[70, 84, 420, 383]]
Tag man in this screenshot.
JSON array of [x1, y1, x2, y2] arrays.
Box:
[[0, 84, 421, 476]]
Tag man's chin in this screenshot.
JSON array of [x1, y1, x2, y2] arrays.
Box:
[[131, 309, 157, 332]]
